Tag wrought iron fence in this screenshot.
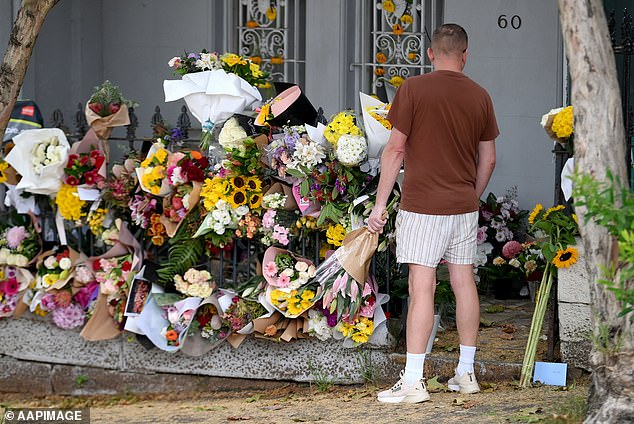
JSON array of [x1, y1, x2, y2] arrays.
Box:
[[44, 103, 401, 314]]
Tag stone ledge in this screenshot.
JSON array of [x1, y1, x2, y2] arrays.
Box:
[[558, 302, 592, 342], [560, 340, 592, 371]]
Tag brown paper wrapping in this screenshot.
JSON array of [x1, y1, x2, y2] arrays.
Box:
[[336, 228, 379, 284], [80, 222, 143, 341], [252, 312, 310, 342], [264, 182, 298, 210], [160, 181, 202, 237], [85, 103, 130, 140]]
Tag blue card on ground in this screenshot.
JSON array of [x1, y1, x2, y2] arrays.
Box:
[[533, 362, 567, 386]]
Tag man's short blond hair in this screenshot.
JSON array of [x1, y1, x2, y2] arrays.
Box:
[[431, 24, 468, 57]]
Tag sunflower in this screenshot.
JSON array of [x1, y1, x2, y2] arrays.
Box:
[[230, 189, 248, 207], [528, 203, 543, 225], [248, 193, 262, 209], [552, 246, 579, 268], [246, 176, 262, 192], [232, 176, 246, 190], [543, 205, 565, 220]]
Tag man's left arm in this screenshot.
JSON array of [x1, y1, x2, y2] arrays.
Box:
[[475, 140, 496, 199]]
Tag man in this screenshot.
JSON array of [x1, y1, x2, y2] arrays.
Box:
[[368, 23, 498, 404]]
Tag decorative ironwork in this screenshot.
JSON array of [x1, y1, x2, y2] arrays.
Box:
[[74, 102, 88, 137], [236, 0, 306, 84], [177, 105, 191, 139], [373, 0, 431, 92]]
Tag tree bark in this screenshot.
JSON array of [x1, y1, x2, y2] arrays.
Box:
[[558, 1, 634, 422], [0, 0, 60, 140]]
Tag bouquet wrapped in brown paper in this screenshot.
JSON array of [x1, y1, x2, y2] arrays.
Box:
[[85, 80, 136, 140]]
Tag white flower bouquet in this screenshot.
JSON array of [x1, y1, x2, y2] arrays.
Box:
[[359, 92, 392, 174], [336, 134, 367, 167]]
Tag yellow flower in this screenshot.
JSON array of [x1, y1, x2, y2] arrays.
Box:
[[301, 289, 315, 301], [351, 332, 369, 344], [257, 103, 272, 126], [326, 224, 347, 247], [246, 176, 262, 192], [528, 203, 543, 225], [155, 148, 168, 163], [552, 246, 579, 268], [249, 62, 263, 78], [222, 53, 247, 67], [56, 184, 86, 221], [34, 304, 48, 317], [266, 6, 277, 20], [229, 189, 248, 208], [551, 106, 573, 139], [0, 160, 9, 183], [374, 67, 385, 76], [382, 0, 395, 13], [389, 76, 404, 87], [248, 193, 262, 209], [392, 23, 404, 35], [151, 165, 165, 180], [543, 205, 565, 221], [407, 52, 417, 61], [376, 52, 387, 64], [43, 274, 58, 287], [400, 14, 413, 25], [270, 56, 284, 65]]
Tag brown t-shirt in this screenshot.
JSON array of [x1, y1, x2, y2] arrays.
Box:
[[387, 70, 499, 215]]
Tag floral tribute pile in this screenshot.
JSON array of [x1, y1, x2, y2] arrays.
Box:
[[0, 49, 402, 354]]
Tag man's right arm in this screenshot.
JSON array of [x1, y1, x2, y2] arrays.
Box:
[[367, 128, 407, 233]]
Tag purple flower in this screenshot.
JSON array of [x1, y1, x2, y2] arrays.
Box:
[[6, 226, 27, 250], [187, 53, 200, 59], [310, 183, 322, 191], [51, 304, 85, 329], [170, 127, 184, 142], [74, 281, 99, 309], [335, 178, 346, 194]]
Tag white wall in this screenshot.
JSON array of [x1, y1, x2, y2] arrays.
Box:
[[444, 0, 564, 210]]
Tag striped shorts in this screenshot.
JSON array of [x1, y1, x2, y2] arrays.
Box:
[[395, 209, 478, 267]]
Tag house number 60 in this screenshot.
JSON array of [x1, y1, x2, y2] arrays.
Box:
[[497, 14, 522, 29]]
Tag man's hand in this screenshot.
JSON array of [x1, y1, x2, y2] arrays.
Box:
[[367, 206, 387, 234]]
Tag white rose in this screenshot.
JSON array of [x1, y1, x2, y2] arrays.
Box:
[[298, 271, 309, 281], [235, 205, 250, 216], [509, 258, 521, 268], [213, 222, 226, 234], [295, 261, 308, 272], [59, 257, 72, 270], [14, 255, 28, 268], [281, 268, 295, 277], [218, 118, 247, 151], [44, 256, 57, 269], [307, 265, 316, 278]]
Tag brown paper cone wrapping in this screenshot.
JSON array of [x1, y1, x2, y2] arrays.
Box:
[[160, 182, 202, 237], [80, 293, 121, 341], [336, 228, 378, 284], [226, 333, 248, 349], [264, 182, 298, 210], [85, 103, 130, 140]]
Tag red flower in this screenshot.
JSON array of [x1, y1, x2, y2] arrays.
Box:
[[109, 103, 121, 115], [122, 261, 132, 272], [88, 102, 103, 115], [197, 312, 212, 327], [84, 170, 98, 185], [65, 175, 80, 186], [92, 260, 102, 271], [79, 155, 90, 167], [66, 154, 79, 167]]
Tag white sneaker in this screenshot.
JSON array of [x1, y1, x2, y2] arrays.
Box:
[[377, 371, 431, 404], [447, 369, 480, 394]]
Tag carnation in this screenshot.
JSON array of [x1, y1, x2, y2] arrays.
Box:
[[6, 226, 27, 250], [308, 309, 332, 341]]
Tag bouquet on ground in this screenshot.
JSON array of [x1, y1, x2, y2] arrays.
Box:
[[259, 193, 298, 246], [102, 158, 138, 216], [174, 268, 216, 298], [33, 286, 93, 330], [220, 289, 270, 335], [93, 254, 137, 326], [5, 128, 70, 195], [186, 297, 232, 349], [0, 266, 34, 318], [0, 223, 40, 267], [35, 247, 75, 290], [86, 80, 135, 140], [64, 130, 108, 202]]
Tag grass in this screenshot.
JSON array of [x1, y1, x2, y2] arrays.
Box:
[[306, 359, 334, 392], [355, 350, 378, 387]]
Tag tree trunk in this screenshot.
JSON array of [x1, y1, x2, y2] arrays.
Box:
[[558, 1, 634, 422], [0, 0, 60, 140]]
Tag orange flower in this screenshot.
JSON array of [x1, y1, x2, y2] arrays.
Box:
[[190, 150, 202, 160], [165, 330, 178, 341], [152, 235, 165, 246], [392, 24, 404, 35], [270, 56, 284, 65], [264, 324, 278, 336], [246, 20, 259, 28], [375, 67, 385, 76], [407, 52, 417, 61], [376, 52, 387, 63], [250, 56, 262, 65]]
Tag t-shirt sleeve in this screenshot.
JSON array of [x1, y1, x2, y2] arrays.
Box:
[[480, 93, 500, 141], [387, 80, 412, 136]]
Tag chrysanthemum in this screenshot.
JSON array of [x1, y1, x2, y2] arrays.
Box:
[[552, 246, 579, 268]]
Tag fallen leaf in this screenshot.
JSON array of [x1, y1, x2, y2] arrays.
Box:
[[452, 397, 468, 406], [502, 323, 517, 333], [425, 376, 446, 393], [485, 304, 505, 313], [227, 415, 252, 421], [499, 332, 514, 340], [480, 318, 494, 327], [245, 394, 262, 403], [480, 382, 496, 391]]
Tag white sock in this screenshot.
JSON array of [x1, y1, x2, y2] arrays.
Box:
[[456, 344, 477, 376], [403, 352, 426, 384]]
